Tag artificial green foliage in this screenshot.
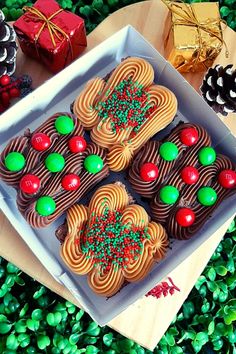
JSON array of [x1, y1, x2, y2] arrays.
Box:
[[0, 217, 235, 353], [0, 0, 235, 31]]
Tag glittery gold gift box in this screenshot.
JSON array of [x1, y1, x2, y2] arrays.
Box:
[[164, 2, 224, 73]]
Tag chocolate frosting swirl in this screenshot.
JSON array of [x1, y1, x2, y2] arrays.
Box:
[[129, 123, 236, 240], [58, 183, 169, 297], [0, 112, 109, 228]]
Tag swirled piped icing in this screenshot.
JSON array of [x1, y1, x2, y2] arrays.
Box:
[[129, 123, 236, 240], [0, 113, 109, 228], [73, 57, 177, 171], [57, 183, 169, 297]]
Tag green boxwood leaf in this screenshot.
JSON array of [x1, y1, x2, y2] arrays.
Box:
[[216, 265, 228, 276], [26, 319, 40, 331], [15, 319, 27, 333], [86, 322, 100, 336], [103, 333, 113, 347], [69, 333, 80, 345], [0, 321, 12, 334], [207, 267, 216, 281], [208, 320, 215, 335], [18, 333, 30, 348], [6, 334, 18, 350], [31, 309, 43, 321], [85, 345, 99, 354], [37, 334, 50, 350]]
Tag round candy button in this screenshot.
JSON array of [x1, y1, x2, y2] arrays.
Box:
[[176, 208, 195, 227], [159, 185, 179, 204], [180, 127, 199, 146], [20, 174, 41, 194], [35, 196, 56, 216], [61, 174, 80, 191], [159, 142, 178, 161], [198, 147, 216, 166], [31, 133, 51, 151], [68, 136, 87, 153], [84, 155, 103, 174], [218, 169, 236, 189], [197, 187, 217, 206], [55, 115, 74, 135], [140, 162, 159, 182], [181, 166, 199, 185], [45, 153, 65, 172], [5, 152, 25, 172]]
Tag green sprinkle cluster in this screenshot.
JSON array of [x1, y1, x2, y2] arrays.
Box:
[[81, 207, 150, 273], [96, 78, 154, 134]]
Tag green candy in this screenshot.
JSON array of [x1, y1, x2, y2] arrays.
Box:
[[159, 142, 179, 161], [197, 187, 217, 206], [84, 155, 103, 174], [45, 153, 65, 172], [55, 115, 74, 135], [159, 185, 179, 204], [35, 196, 56, 216], [198, 147, 216, 166], [5, 152, 25, 172]]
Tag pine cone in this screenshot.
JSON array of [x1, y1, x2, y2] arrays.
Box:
[[201, 64, 236, 117], [0, 10, 17, 77]]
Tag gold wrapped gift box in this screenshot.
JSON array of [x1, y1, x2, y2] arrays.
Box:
[[164, 2, 224, 73]]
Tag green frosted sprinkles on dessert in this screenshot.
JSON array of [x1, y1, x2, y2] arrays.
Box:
[[96, 78, 155, 134], [80, 206, 150, 273]]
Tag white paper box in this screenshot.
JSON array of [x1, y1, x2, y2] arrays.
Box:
[[0, 26, 236, 325]]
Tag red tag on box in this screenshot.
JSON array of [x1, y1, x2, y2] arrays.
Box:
[[14, 0, 87, 73]]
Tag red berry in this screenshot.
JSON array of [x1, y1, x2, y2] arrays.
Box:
[[176, 208, 195, 227], [181, 166, 199, 185], [61, 174, 80, 191], [31, 133, 51, 151], [218, 169, 236, 189], [68, 136, 87, 153], [140, 162, 159, 182], [1, 92, 10, 106], [20, 174, 41, 194], [9, 87, 20, 98], [180, 127, 199, 146], [0, 75, 11, 86]]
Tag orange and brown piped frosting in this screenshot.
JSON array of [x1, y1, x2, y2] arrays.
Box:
[[73, 57, 177, 171], [57, 183, 169, 297]]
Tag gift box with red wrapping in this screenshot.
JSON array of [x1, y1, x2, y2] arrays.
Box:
[[13, 0, 87, 73]]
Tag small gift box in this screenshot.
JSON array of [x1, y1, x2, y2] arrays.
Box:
[[164, 1, 226, 73], [14, 0, 87, 73]]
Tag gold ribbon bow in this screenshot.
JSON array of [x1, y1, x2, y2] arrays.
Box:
[[23, 5, 70, 47], [161, 0, 229, 70]]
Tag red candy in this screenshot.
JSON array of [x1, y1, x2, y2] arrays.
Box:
[[68, 136, 87, 153], [31, 133, 51, 151], [176, 208, 195, 227], [218, 169, 236, 189], [20, 174, 41, 194], [180, 127, 199, 146], [61, 174, 80, 191], [0, 74, 11, 86], [140, 162, 159, 182], [181, 166, 199, 185], [9, 87, 20, 98]]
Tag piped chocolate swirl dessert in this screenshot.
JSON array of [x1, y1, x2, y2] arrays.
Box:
[[129, 123, 236, 240], [73, 57, 177, 171], [0, 113, 109, 228], [56, 183, 169, 297]]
